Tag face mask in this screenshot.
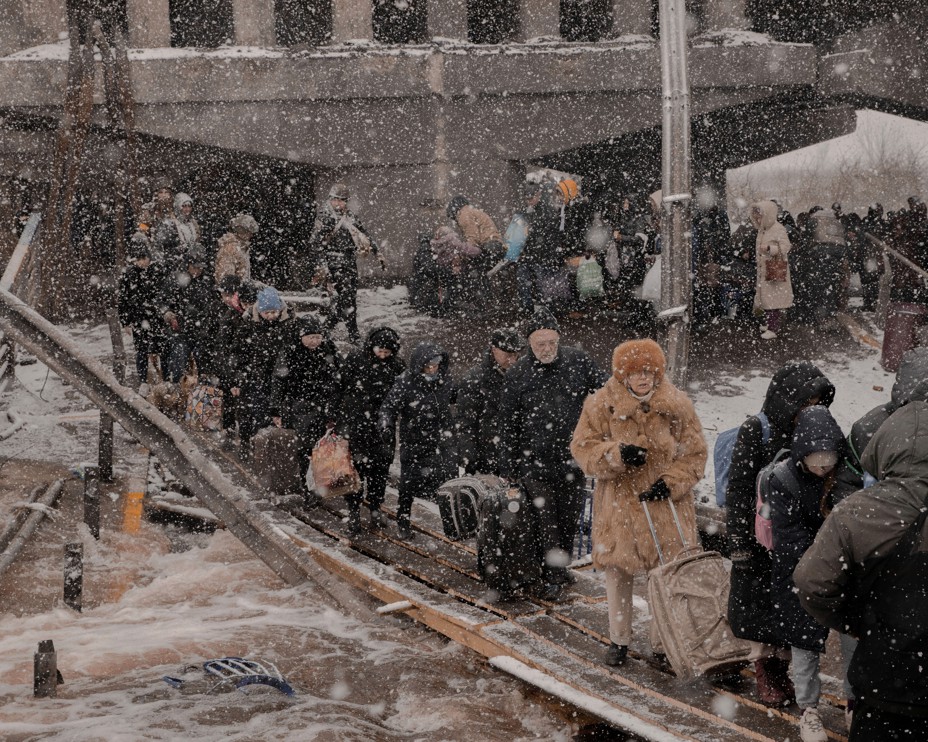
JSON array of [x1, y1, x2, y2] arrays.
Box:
[[422, 372, 439, 381]]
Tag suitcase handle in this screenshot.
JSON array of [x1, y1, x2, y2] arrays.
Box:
[[641, 497, 689, 566]]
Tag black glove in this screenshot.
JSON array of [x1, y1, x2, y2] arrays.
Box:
[[620, 444, 648, 468], [638, 478, 670, 502], [380, 427, 394, 446]]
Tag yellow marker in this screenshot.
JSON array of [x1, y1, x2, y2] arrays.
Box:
[[123, 491, 144, 533]]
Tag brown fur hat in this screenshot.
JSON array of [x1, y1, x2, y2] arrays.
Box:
[[612, 339, 666, 383]]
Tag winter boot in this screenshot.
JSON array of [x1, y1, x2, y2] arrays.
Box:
[[346, 508, 362, 537], [766, 656, 796, 705], [369, 508, 386, 530], [754, 658, 789, 707], [604, 643, 628, 667]]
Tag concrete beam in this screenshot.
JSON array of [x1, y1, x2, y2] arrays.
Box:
[[232, 0, 276, 46], [331, 0, 374, 43], [702, 0, 748, 31], [126, 0, 171, 48], [427, 0, 468, 40], [517, 0, 560, 42], [611, 0, 652, 37]]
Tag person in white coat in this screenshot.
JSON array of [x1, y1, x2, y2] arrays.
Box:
[[751, 200, 793, 340]]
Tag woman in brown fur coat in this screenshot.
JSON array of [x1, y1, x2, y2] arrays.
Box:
[[570, 339, 707, 667]]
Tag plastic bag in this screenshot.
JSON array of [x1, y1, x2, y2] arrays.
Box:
[[310, 430, 361, 498], [576, 257, 604, 298]]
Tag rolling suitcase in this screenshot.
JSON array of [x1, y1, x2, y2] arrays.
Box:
[[476, 482, 542, 598], [643, 498, 751, 679], [881, 302, 928, 372], [253, 426, 302, 496], [436, 475, 505, 541]]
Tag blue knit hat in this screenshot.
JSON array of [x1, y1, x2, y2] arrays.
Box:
[[256, 286, 283, 313]]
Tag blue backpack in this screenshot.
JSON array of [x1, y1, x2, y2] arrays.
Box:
[[504, 213, 529, 262], [713, 411, 770, 507]]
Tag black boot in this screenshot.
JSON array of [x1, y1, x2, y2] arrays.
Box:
[[604, 643, 628, 667], [346, 508, 362, 537]]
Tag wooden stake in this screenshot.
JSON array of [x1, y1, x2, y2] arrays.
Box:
[[64, 543, 83, 612], [33, 639, 58, 698]]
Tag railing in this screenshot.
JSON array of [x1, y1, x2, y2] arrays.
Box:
[[0, 211, 41, 395]]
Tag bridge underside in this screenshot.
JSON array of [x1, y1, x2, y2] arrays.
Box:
[[0, 39, 855, 274]]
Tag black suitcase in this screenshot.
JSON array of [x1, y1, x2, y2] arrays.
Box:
[[476, 482, 541, 598], [253, 426, 302, 496], [436, 475, 504, 541]]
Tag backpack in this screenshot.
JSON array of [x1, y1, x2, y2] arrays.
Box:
[[576, 257, 604, 298], [754, 452, 797, 550], [503, 213, 529, 262], [713, 411, 770, 507]]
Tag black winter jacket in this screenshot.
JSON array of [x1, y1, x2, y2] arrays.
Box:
[[521, 202, 564, 269], [379, 343, 457, 486], [234, 307, 292, 391], [270, 331, 341, 429], [456, 350, 510, 475], [215, 301, 251, 389], [338, 327, 405, 466], [499, 345, 606, 482], [309, 205, 378, 278], [768, 406, 844, 652], [726, 361, 835, 644], [117, 262, 166, 339]]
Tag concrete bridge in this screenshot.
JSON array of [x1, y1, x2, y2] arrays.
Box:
[[0, 0, 922, 276]]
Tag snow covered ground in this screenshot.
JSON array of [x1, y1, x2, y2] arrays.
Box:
[[0, 285, 892, 740]]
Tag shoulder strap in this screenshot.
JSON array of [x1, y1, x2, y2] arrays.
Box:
[[771, 457, 801, 494]]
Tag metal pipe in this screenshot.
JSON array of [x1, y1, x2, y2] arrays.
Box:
[[0, 480, 65, 579]]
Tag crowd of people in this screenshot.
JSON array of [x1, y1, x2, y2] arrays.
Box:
[[116, 177, 927, 742]]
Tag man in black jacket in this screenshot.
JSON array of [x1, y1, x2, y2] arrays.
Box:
[[117, 237, 165, 388], [457, 328, 525, 476], [499, 308, 607, 599]]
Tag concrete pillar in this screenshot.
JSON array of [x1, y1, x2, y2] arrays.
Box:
[[517, 0, 560, 42], [427, 0, 468, 40], [126, 0, 171, 48], [331, 0, 374, 43], [232, 0, 276, 46], [611, 0, 653, 37], [702, 0, 748, 31]]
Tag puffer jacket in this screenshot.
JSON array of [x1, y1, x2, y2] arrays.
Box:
[[726, 361, 835, 644], [752, 200, 793, 311], [795, 401, 928, 716], [768, 406, 844, 652]]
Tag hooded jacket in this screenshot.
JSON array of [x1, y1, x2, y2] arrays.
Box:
[[833, 347, 928, 501], [767, 406, 844, 652], [379, 342, 457, 486], [726, 361, 835, 644], [795, 401, 928, 715], [499, 343, 607, 481], [215, 231, 252, 284], [570, 344, 707, 573], [338, 327, 405, 465], [751, 200, 793, 311], [270, 317, 341, 428]]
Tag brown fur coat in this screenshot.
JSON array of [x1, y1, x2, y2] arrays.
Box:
[[570, 376, 707, 573]]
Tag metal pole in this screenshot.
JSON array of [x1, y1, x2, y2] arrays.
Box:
[[658, 0, 693, 388]]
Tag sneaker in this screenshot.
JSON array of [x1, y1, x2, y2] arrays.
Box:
[[799, 706, 827, 742], [536, 582, 563, 602], [761, 329, 778, 340], [346, 512, 362, 537], [396, 525, 415, 541], [604, 643, 628, 667]]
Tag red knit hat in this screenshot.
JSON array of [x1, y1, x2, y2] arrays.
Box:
[[612, 339, 666, 383]]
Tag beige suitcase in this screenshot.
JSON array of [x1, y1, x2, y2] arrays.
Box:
[[643, 498, 751, 679]]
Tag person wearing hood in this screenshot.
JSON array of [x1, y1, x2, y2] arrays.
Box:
[[161, 246, 220, 382], [230, 285, 292, 458], [499, 307, 607, 599], [216, 278, 259, 436], [456, 328, 525, 476], [154, 192, 201, 271], [309, 183, 384, 345], [379, 342, 456, 540], [117, 237, 166, 389], [794, 401, 928, 739], [767, 406, 850, 741], [338, 326, 405, 533], [725, 360, 835, 706], [832, 347, 928, 502], [446, 195, 503, 262], [270, 314, 342, 498], [571, 339, 707, 668], [751, 200, 793, 340], [215, 213, 259, 285]]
